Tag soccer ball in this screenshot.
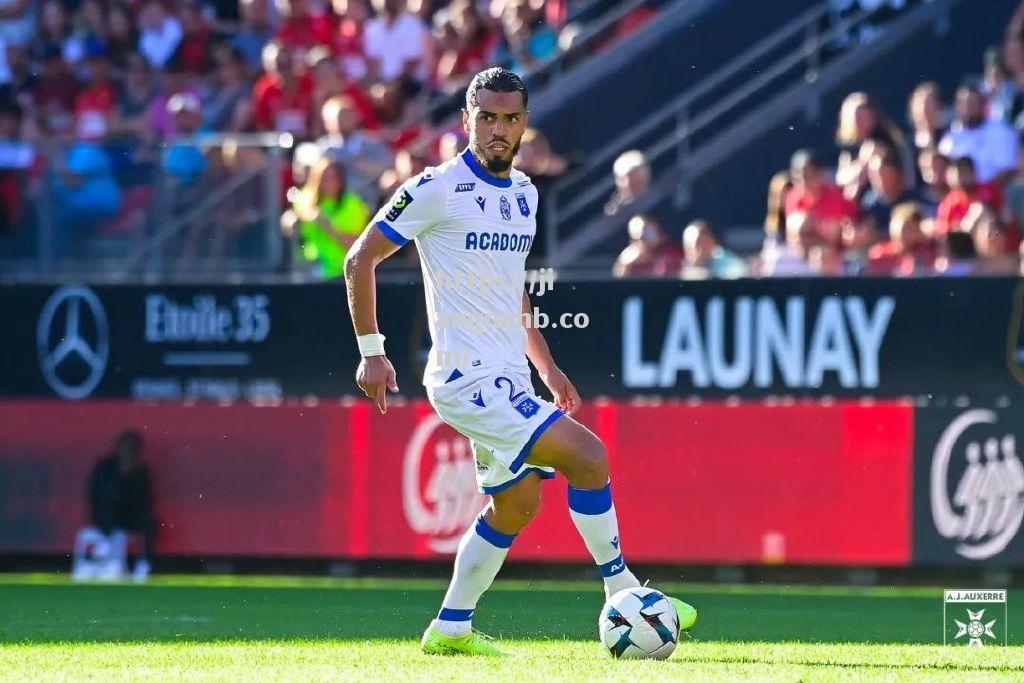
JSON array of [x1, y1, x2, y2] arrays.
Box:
[[599, 587, 679, 659]]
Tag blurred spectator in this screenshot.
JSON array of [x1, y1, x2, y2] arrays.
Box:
[[785, 149, 859, 246], [38, 0, 80, 67], [493, 0, 558, 75], [331, 0, 371, 83], [680, 220, 746, 280], [378, 145, 427, 199], [936, 156, 1004, 234], [138, 0, 184, 70], [364, 0, 430, 94], [0, 98, 35, 233], [1005, 149, 1024, 229], [275, 0, 336, 55], [759, 211, 816, 277], [74, 47, 117, 141], [764, 170, 792, 244], [162, 93, 207, 186], [369, 79, 424, 149], [282, 158, 370, 278], [835, 92, 909, 201], [30, 46, 77, 135], [53, 138, 122, 253], [865, 202, 934, 276], [113, 53, 157, 138], [88, 430, 155, 582], [434, 0, 498, 93], [318, 94, 393, 204], [939, 83, 1019, 185], [861, 151, 919, 232], [514, 126, 567, 229], [965, 202, 1018, 274], [0, 0, 34, 48], [989, 38, 1024, 126], [105, 4, 138, 70], [177, 3, 215, 75], [934, 230, 978, 276], [202, 45, 252, 132], [1, 43, 36, 105], [907, 82, 946, 153], [307, 45, 379, 133], [253, 41, 314, 135], [840, 218, 879, 274], [917, 146, 949, 216], [147, 54, 203, 139], [604, 149, 650, 218], [232, 0, 274, 72], [612, 214, 681, 278]]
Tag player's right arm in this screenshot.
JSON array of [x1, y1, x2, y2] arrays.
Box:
[[344, 225, 402, 413], [343, 173, 443, 413]]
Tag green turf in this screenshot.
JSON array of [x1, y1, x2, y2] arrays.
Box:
[[1, 574, 1022, 681]]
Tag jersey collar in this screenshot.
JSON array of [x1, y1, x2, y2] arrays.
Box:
[[461, 148, 513, 188]]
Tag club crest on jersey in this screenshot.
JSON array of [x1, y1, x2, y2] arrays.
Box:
[[455, 183, 475, 193], [475, 196, 486, 212], [515, 193, 530, 217], [386, 189, 414, 221], [499, 196, 512, 221]]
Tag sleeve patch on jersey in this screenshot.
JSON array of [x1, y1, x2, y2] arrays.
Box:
[[385, 189, 414, 222]]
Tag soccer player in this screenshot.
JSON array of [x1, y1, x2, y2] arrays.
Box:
[[344, 67, 697, 656]]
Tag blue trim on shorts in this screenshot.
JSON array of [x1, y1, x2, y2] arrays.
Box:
[[480, 467, 555, 495], [375, 220, 409, 246], [437, 607, 474, 622], [474, 515, 516, 548], [508, 409, 564, 474], [598, 554, 627, 577], [567, 481, 613, 515]]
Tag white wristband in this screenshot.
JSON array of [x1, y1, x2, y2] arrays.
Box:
[[357, 333, 386, 357]]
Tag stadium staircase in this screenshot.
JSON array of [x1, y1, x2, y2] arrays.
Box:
[[540, 0, 1016, 269]]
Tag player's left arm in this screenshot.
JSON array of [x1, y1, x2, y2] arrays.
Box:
[[523, 291, 580, 415]]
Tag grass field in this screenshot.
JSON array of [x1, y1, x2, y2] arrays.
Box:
[[1, 574, 1022, 681]]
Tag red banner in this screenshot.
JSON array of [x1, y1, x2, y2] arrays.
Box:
[[0, 399, 913, 565]]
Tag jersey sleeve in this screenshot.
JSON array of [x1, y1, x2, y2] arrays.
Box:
[[371, 173, 446, 246]]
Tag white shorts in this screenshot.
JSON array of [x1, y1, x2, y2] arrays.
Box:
[[426, 367, 564, 494]]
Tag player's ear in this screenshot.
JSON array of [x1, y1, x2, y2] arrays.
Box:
[[461, 108, 470, 134]]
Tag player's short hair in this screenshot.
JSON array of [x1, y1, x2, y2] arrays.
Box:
[[465, 67, 528, 110]]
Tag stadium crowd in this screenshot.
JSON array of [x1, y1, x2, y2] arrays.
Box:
[[0, 0, 656, 269], [613, 1, 1024, 279]]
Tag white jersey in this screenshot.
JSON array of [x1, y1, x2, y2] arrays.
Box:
[[372, 148, 539, 388]]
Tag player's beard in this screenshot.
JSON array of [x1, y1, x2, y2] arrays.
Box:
[[475, 139, 520, 174]]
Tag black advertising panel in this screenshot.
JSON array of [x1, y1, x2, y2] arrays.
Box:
[[913, 406, 1024, 566], [2, 278, 1024, 401]]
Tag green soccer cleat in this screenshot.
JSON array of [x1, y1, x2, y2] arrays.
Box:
[[669, 597, 698, 634], [421, 626, 505, 657]]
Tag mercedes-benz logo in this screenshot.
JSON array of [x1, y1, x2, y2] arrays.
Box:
[[36, 285, 109, 399]]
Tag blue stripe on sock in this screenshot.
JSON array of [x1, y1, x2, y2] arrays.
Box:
[[474, 515, 516, 548], [598, 554, 626, 577], [437, 607, 474, 622], [567, 481, 613, 515]]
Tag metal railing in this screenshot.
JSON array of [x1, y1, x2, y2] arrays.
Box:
[[0, 134, 293, 282], [543, 0, 958, 266]]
